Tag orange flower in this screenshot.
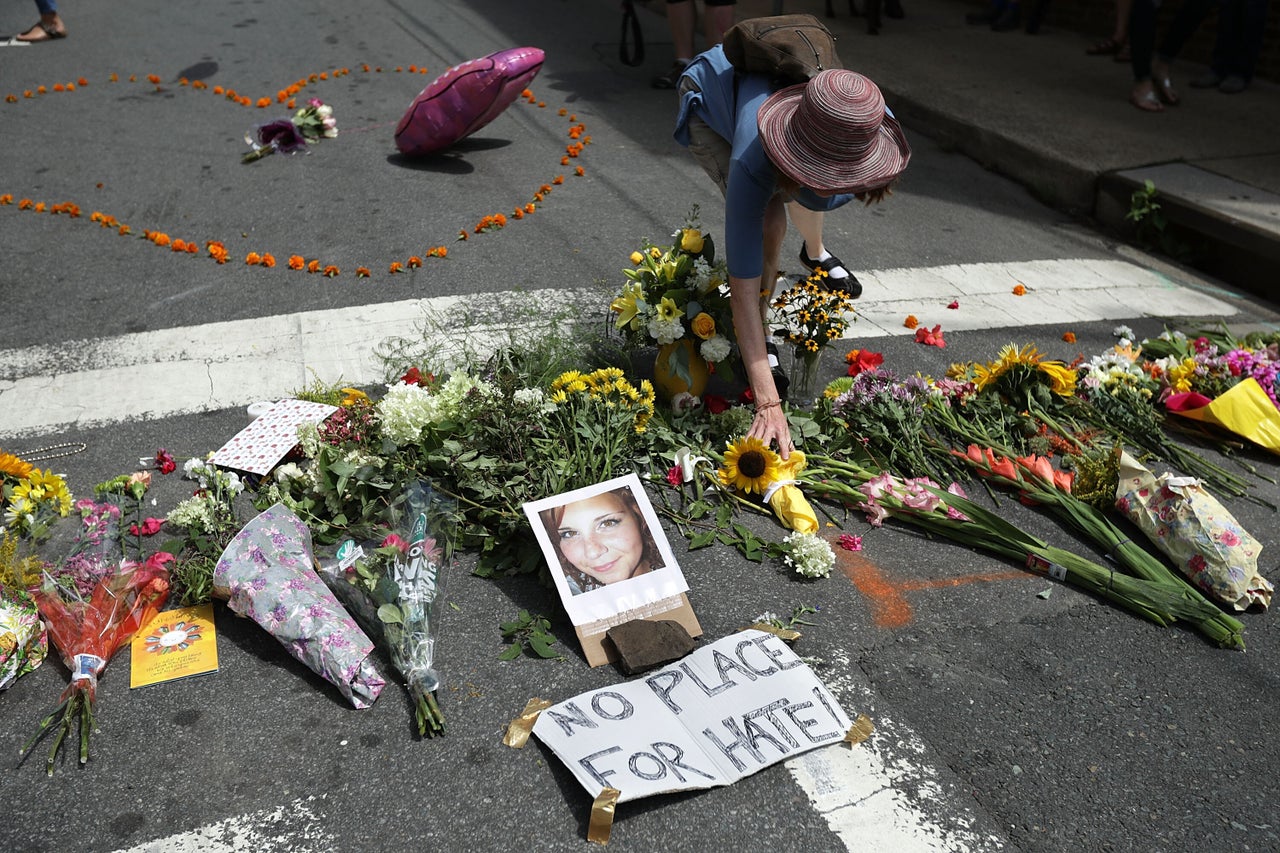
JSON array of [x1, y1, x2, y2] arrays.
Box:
[[407, 256, 422, 268], [261, 254, 276, 267], [193, 80, 207, 90], [356, 266, 371, 278], [307, 259, 321, 273], [512, 208, 525, 220], [78, 77, 88, 87], [18, 198, 33, 210], [288, 255, 305, 270], [5, 94, 16, 103], [558, 108, 567, 116], [119, 225, 131, 235], [1062, 331, 1076, 343], [903, 315, 919, 329], [109, 73, 119, 82], [246, 252, 262, 265], [408, 65, 418, 73], [23, 91, 33, 98], [53, 83, 65, 92], [37, 86, 47, 94], [0, 195, 11, 205], [560, 156, 570, 166], [153, 232, 171, 247], [457, 230, 468, 241], [213, 85, 224, 95], [389, 261, 404, 273], [1012, 283, 1027, 296], [553, 175, 564, 185], [170, 239, 187, 252], [434, 246, 447, 258], [147, 74, 161, 85], [256, 97, 270, 108], [524, 203, 535, 214], [574, 166, 585, 176], [323, 265, 339, 277]]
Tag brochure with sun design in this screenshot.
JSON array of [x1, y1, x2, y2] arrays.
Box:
[[129, 604, 220, 688]]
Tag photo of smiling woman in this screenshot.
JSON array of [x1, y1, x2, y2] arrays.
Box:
[[539, 485, 666, 596]]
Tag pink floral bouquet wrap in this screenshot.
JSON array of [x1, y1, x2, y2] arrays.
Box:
[[213, 503, 385, 708], [1115, 452, 1273, 611]]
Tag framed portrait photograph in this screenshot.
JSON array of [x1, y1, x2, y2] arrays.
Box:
[[524, 474, 701, 665]]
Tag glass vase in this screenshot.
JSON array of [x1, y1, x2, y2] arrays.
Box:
[[789, 348, 825, 408]]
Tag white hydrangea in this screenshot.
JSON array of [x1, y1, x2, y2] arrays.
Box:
[[274, 462, 308, 484], [782, 531, 835, 579], [376, 373, 487, 446], [167, 496, 217, 532], [648, 316, 684, 346], [688, 258, 727, 294], [700, 334, 732, 364], [513, 387, 547, 407]]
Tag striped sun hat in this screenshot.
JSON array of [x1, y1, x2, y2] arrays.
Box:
[[757, 69, 910, 195]]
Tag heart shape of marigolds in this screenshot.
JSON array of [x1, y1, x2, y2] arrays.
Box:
[[1, 59, 592, 282]]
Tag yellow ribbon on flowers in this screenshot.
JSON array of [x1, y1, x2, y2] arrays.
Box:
[[764, 451, 819, 533], [1170, 378, 1280, 454]]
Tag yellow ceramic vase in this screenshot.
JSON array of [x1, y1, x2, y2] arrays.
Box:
[[652, 339, 710, 400]]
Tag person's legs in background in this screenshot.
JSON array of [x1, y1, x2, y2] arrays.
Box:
[[1128, 0, 1165, 110], [652, 1, 736, 89], [1150, 0, 1218, 102]]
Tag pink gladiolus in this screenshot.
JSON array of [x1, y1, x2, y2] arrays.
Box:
[[381, 534, 410, 553], [666, 466, 683, 487]]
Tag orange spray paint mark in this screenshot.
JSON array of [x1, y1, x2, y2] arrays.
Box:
[[837, 550, 1027, 629]]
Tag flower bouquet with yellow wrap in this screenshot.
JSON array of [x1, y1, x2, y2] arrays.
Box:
[[609, 207, 737, 391]]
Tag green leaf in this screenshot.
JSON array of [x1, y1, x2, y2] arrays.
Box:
[[688, 530, 716, 550], [377, 603, 404, 624], [499, 643, 522, 661], [529, 634, 559, 659]]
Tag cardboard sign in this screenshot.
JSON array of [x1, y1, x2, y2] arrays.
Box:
[[523, 473, 700, 666], [209, 399, 337, 475], [531, 630, 851, 803]]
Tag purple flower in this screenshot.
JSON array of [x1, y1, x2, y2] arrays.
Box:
[[253, 119, 309, 155]]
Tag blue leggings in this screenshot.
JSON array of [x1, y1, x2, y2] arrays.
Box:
[[36, 0, 59, 14]]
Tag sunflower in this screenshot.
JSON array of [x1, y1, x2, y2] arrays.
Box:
[[0, 451, 33, 482], [973, 344, 1043, 390], [719, 436, 781, 495], [1036, 360, 1078, 397]]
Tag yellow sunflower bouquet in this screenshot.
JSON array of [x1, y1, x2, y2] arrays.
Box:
[[718, 436, 818, 534]]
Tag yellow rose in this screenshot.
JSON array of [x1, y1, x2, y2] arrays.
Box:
[[629, 251, 644, 265], [690, 312, 716, 340], [680, 228, 704, 254]]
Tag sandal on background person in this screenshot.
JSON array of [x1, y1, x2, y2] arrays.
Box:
[[16, 15, 66, 42], [1129, 86, 1165, 112]]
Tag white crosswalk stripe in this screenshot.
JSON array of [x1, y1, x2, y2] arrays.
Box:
[[0, 258, 1237, 440]]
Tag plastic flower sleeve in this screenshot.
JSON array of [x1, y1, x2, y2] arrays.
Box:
[[316, 481, 454, 736], [1115, 452, 1273, 611], [212, 503, 385, 709], [0, 587, 47, 690]]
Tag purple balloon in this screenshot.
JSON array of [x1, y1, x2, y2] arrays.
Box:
[[394, 47, 545, 157]]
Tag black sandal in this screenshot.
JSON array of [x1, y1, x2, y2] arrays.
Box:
[[798, 245, 863, 299]]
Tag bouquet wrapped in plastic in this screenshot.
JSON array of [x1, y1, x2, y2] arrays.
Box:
[[213, 503, 385, 708], [1115, 452, 1273, 611], [317, 481, 454, 736], [22, 555, 170, 774]]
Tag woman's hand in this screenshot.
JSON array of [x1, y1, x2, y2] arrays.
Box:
[[748, 398, 793, 460]]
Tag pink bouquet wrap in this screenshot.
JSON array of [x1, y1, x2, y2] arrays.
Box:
[[1115, 452, 1273, 611], [213, 504, 385, 708]]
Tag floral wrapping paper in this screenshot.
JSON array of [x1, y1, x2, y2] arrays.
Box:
[[0, 587, 47, 690], [213, 503, 385, 708], [1115, 452, 1273, 611]]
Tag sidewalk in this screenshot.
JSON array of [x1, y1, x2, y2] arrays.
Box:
[[649, 0, 1280, 295]]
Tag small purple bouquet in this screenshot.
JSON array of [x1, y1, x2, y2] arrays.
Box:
[[213, 503, 385, 708], [242, 98, 338, 164]]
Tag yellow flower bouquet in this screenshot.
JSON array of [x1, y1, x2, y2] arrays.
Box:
[[609, 208, 737, 395]]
